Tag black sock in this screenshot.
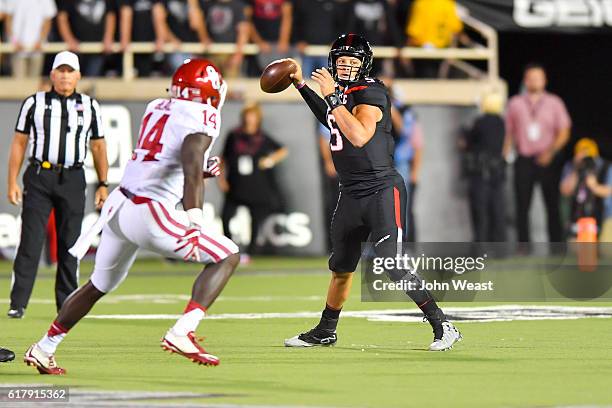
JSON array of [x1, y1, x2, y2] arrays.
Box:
[[322, 304, 341, 319], [404, 286, 447, 329], [406, 290, 445, 318], [419, 298, 447, 330], [399, 273, 444, 320], [317, 304, 341, 332], [416, 297, 439, 316]]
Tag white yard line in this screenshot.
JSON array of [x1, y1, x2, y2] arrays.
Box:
[[86, 305, 612, 323], [0, 294, 324, 305]]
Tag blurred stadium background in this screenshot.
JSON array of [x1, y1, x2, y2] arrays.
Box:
[[1, 0, 611, 255], [1, 1, 612, 407]]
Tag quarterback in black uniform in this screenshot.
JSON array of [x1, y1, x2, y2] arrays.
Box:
[[284, 34, 462, 351]]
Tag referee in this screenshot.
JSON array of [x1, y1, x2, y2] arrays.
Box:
[[6, 51, 109, 319]]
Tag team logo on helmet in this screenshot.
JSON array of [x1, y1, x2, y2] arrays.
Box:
[[198, 65, 222, 90], [170, 59, 225, 108]]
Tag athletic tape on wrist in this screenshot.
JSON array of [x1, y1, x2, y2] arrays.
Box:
[[324, 93, 342, 111], [186, 208, 205, 228]]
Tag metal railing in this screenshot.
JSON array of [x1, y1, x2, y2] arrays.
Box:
[[0, 12, 499, 81], [0, 41, 497, 81], [461, 12, 499, 80], [0, 12, 499, 82]]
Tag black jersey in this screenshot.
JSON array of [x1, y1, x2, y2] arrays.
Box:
[[326, 78, 401, 198]]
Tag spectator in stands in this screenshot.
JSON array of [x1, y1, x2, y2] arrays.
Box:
[[386, 78, 422, 242], [405, 0, 465, 78], [246, 0, 292, 72], [347, 0, 402, 46], [560, 138, 612, 240], [292, 0, 344, 77], [0, 0, 5, 33], [219, 102, 288, 262], [390, 0, 412, 37], [505, 63, 571, 244], [465, 92, 507, 243], [5, 0, 56, 78], [57, 0, 118, 77], [119, 0, 165, 77], [345, 0, 402, 75], [156, 0, 209, 72], [200, 0, 250, 77], [318, 122, 339, 251]]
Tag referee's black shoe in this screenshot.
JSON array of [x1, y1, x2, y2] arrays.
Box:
[[7, 308, 24, 319], [0, 348, 15, 362], [284, 326, 337, 347]]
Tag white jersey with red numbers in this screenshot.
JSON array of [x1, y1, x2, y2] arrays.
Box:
[[121, 97, 221, 206], [70, 96, 238, 294]]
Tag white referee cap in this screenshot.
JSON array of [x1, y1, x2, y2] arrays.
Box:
[[52, 51, 80, 72]]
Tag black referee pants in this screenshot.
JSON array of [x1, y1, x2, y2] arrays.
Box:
[[10, 165, 86, 311], [469, 175, 506, 242], [514, 155, 563, 243], [221, 196, 273, 255]]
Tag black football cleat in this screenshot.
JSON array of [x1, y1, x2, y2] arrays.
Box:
[[7, 308, 24, 319], [284, 327, 337, 347], [0, 348, 15, 362]]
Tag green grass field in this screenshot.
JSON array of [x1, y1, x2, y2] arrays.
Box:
[[1, 257, 612, 407]]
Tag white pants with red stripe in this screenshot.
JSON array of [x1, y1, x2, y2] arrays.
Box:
[[90, 199, 239, 293]]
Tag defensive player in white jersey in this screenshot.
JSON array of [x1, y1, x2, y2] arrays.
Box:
[[24, 59, 240, 375]]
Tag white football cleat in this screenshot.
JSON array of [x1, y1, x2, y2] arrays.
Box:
[[24, 344, 66, 375], [429, 321, 462, 351], [160, 329, 219, 366]]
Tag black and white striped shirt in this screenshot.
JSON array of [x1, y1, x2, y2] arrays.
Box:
[[15, 89, 104, 168]]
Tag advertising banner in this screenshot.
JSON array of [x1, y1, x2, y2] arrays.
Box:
[[459, 0, 612, 32]]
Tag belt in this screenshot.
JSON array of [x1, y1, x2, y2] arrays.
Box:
[[119, 187, 152, 205], [30, 159, 83, 172]]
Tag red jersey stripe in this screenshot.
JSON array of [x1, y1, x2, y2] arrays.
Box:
[[344, 85, 368, 95], [393, 187, 402, 229]]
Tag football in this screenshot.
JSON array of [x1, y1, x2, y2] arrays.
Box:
[[260, 58, 298, 93]]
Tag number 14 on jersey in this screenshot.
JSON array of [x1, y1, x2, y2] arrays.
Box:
[[132, 107, 218, 162]]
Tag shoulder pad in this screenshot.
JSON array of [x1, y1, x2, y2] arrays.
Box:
[[346, 79, 388, 109]]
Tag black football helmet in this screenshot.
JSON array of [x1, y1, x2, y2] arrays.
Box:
[[328, 33, 373, 86]]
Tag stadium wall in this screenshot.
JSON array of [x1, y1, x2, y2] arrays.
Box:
[[0, 101, 546, 258], [0, 101, 327, 258]]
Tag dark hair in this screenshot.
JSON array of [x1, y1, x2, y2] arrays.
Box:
[[523, 62, 546, 75]]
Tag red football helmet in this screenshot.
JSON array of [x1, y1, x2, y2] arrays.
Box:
[[170, 59, 227, 108]]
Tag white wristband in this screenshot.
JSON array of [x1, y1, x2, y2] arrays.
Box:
[[186, 208, 205, 228]]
